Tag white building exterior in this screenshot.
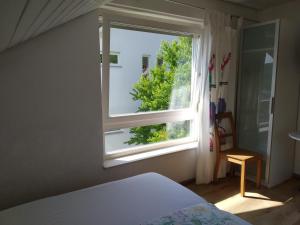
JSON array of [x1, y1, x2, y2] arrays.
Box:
[[109, 27, 176, 115], [104, 27, 177, 152]]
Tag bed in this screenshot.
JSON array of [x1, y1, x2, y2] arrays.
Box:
[[0, 173, 250, 225]]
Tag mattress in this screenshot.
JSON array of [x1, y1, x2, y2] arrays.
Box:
[[0, 173, 248, 225]]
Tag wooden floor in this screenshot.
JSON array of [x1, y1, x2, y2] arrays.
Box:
[[186, 177, 300, 225]]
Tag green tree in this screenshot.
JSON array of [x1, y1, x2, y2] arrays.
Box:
[[126, 37, 192, 145]]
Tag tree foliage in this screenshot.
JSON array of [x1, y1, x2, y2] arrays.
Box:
[[126, 37, 192, 145]]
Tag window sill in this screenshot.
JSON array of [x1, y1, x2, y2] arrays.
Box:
[[110, 64, 122, 68], [103, 141, 198, 168], [105, 129, 124, 134]]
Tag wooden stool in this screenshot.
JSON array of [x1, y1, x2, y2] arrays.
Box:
[[213, 112, 262, 196]]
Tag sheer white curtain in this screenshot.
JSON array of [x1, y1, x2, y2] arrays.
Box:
[[194, 10, 239, 184]]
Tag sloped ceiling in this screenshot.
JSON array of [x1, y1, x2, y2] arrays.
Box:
[[223, 0, 293, 10], [0, 0, 111, 53], [0, 0, 292, 53]]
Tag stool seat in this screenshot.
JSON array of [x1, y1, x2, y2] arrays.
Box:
[[221, 148, 262, 161]]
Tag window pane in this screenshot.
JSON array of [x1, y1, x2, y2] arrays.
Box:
[[100, 53, 119, 64], [105, 120, 191, 153], [110, 54, 118, 64], [109, 27, 192, 115], [142, 55, 149, 73], [157, 57, 163, 67]]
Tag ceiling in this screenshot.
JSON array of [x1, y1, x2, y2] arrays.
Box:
[[223, 0, 294, 10], [0, 0, 294, 54], [0, 0, 111, 53]]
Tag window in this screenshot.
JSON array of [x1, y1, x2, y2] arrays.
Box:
[[101, 19, 197, 160], [157, 57, 163, 67], [100, 52, 120, 66], [142, 55, 150, 74], [110, 53, 119, 64]]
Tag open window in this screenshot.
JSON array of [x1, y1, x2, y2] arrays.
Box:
[[100, 17, 199, 161]]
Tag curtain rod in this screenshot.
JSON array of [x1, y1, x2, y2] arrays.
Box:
[[164, 0, 259, 23]]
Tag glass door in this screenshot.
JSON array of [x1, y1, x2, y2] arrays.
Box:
[[237, 20, 279, 182]]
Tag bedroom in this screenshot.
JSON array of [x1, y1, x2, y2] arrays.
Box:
[[0, 0, 300, 224]]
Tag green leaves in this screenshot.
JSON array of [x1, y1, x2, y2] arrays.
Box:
[[130, 65, 175, 112], [125, 124, 167, 145], [127, 36, 192, 145]]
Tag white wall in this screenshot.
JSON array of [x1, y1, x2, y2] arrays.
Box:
[[0, 11, 197, 210], [259, 1, 300, 183]]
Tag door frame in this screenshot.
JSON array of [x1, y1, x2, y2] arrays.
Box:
[[235, 19, 280, 187]]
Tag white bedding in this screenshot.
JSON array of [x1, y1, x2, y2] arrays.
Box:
[[0, 173, 248, 225]]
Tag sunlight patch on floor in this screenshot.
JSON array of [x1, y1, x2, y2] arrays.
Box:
[[215, 192, 285, 214]]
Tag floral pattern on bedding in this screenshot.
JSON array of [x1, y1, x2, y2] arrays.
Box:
[[141, 203, 250, 225]]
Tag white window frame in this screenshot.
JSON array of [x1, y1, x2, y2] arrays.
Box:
[[101, 15, 200, 161]]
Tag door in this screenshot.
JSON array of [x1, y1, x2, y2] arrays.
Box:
[[236, 20, 279, 185]]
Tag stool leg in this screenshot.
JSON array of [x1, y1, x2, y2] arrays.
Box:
[[240, 161, 246, 197], [256, 159, 262, 188]]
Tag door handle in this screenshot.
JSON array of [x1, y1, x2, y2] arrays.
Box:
[[271, 97, 275, 114]]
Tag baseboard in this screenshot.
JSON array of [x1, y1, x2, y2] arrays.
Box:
[[234, 172, 268, 187], [293, 173, 300, 179], [180, 178, 195, 186], [179, 174, 269, 187]]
